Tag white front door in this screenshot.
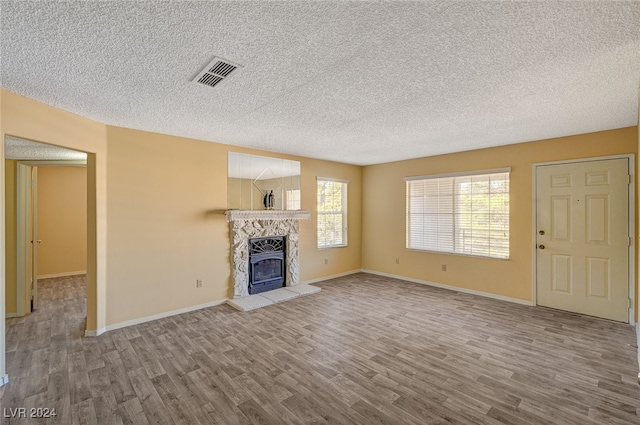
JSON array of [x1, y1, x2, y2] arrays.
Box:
[[536, 158, 629, 322]]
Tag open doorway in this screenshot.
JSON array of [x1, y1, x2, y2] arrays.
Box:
[[4, 136, 88, 341]]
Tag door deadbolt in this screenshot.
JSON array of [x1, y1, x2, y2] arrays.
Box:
[[538, 230, 545, 235]]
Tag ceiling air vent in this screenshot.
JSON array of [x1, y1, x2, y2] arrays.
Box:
[[192, 57, 243, 89]]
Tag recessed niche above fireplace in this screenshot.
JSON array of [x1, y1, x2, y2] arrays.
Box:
[[228, 152, 301, 211]]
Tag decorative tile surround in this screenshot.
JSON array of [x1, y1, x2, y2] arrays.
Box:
[[226, 210, 310, 298]]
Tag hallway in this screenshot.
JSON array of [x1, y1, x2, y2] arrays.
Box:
[[1, 275, 87, 423]]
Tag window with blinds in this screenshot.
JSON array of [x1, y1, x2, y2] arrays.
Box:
[[405, 169, 510, 259], [286, 189, 301, 210], [317, 178, 348, 248]]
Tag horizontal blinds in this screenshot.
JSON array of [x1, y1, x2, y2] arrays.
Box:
[[406, 171, 509, 259]]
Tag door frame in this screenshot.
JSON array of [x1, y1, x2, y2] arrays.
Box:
[[531, 154, 635, 324], [15, 160, 87, 316]]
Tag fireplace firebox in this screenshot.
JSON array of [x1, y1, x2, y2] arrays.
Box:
[[248, 237, 285, 295]]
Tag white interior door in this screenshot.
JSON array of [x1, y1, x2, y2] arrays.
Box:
[[16, 164, 40, 314], [16, 163, 31, 315], [31, 166, 39, 311], [536, 158, 629, 322]]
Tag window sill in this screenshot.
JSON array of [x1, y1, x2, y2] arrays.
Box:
[[405, 248, 509, 261]]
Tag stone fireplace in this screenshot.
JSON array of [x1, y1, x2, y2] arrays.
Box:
[[226, 209, 310, 298]]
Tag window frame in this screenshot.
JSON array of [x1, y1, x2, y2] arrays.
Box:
[[316, 177, 349, 249], [404, 168, 510, 260], [285, 189, 301, 210]]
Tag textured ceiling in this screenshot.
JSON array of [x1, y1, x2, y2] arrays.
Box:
[[4, 136, 87, 161], [1, 1, 639, 166]]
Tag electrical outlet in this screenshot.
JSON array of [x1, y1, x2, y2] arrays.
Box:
[[196, 279, 203, 288], [324, 258, 329, 265], [441, 264, 447, 271], [395, 258, 400, 264]]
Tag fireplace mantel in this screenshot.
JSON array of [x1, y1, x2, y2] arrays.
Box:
[[225, 209, 310, 222], [226, 209, 310, 298]]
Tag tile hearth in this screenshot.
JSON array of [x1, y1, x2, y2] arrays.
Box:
[[227, 284, 321, 311]]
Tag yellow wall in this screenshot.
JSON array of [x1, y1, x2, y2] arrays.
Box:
[[1, 90, 107, 332], [37, 166, 87, 277], [106, 126, 230, 324], [227, 177, 256, 210], [362, 127, 638, 304], [105, 126, 362, 325], [4, 160, 17, 315]]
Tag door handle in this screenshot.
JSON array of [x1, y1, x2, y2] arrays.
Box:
[[538, 244, 545, 250], [538, 230, 545, 235]]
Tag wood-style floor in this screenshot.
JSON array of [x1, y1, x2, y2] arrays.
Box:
[[1, 273, 639, 425]]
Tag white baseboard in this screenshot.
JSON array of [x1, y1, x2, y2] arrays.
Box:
[[84, 328, 106, 337], [0, 374, 8, 386], [84, 298, 229, 337], [361, 269, 534, 306], [38, 270, 86, 279], [5, 312, 18, 319], [302, 269, 361, 285]]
